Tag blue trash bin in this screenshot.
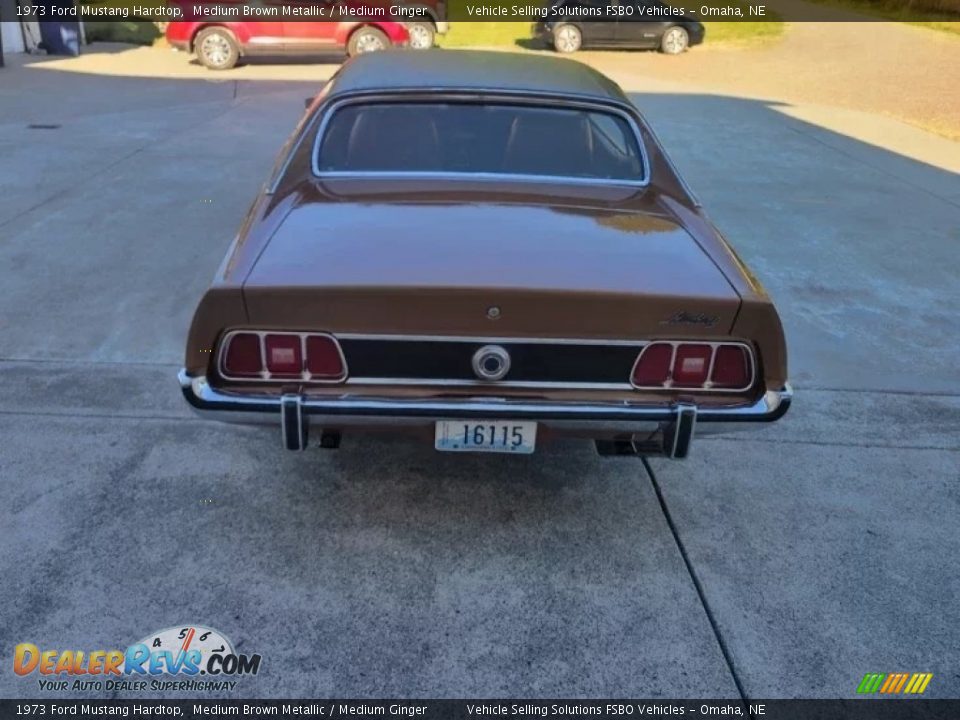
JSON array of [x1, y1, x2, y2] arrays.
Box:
[[39, 1, 81, 57]]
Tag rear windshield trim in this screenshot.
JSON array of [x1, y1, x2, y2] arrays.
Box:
[[309, 94, 650, 188]]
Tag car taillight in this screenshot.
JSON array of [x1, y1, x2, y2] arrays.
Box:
[[219, 332, 346, 383], [711, 345, 751, 388], [672, 344, 712, 387], [223, 332, 262, 376], [264, 334, 302, 376], [631, 341, 754, 391], [305, 335, 345, 379], [632, 343, 673, 386]]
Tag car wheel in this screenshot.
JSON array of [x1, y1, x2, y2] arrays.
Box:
[[406, 21, 435, 50], [552, 24, 582, 53], [195, 27, 239, 70], [347, 26, 390, 56], [660, 26, 689, 55]]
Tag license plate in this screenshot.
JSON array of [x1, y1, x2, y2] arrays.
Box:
[[435, 420, 537, 454]]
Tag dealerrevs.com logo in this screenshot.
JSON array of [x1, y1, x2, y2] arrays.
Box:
[[14, 625, 261, 693]]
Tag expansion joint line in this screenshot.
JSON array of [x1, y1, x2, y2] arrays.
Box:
[[641, 457, 754, 717]]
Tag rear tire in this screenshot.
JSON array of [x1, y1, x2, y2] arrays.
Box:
[[552, 24, 582, 53], [195, 27, 239, 70], [660, 26, 689, 55], [406, 21, 436, 50], [347, 26, 390, 56]]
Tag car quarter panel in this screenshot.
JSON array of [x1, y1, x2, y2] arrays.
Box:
[[659, 196, 789, 389]]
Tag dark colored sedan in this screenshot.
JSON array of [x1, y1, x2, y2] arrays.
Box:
[[537, 0, 705, 54]]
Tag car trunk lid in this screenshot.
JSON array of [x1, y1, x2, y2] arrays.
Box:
[[242, 198, 741, 339]]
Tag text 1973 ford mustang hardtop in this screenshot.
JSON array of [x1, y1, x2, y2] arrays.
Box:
[[179, 50, 791, 458]]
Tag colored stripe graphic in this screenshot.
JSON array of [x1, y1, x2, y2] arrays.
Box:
[[904, 673, 934, 694], [857, 672, 932, 694], [879, 674, 899, 693], [893, 673, 909, 693], [857, 673, 885, 694]]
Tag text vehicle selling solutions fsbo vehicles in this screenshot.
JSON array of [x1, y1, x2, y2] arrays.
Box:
[[179, 51, 791, 458]]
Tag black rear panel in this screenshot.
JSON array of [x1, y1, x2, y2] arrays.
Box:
[[339, 337, 641, 385]]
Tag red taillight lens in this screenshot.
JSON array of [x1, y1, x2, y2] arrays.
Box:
[[305, 335, 345, 378], [711, 345, 751, 388], [631, 341, 753, 390], [632, 343, 673, 386], [223, 333, 262, 376], [221, 331, 345, 382], [264, 334, 302, 376], [672, 344, 712, 386]]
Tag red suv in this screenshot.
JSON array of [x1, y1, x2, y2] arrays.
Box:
[[166, 17, 410, 70]]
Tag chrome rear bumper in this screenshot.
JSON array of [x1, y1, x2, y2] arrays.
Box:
[[179, 371, 791, 457]]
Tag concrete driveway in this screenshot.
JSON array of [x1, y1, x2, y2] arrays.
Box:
[[1, 45, 958, 701]]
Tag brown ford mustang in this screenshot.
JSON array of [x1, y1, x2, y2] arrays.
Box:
[[179, 50, 791, 457]]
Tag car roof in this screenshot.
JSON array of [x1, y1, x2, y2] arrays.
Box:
[[328, 50, 630, 104]]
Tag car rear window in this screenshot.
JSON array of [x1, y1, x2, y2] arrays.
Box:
[[315, 102, 646, 182]]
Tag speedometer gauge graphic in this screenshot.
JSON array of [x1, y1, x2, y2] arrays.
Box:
[[133, 625, 235, 671]]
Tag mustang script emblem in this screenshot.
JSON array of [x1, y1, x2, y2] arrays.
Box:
[[660, 311, 720, 328]]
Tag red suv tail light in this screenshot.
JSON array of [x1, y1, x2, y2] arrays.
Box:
[[222, 332, 262, 376], [631, 341, 754, 391], [218, 331, 346, 383]]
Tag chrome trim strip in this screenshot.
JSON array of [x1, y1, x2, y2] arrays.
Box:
[[180, 370, 792, 426], [337, 333, 649, 346], [312, 170, 646, 187], [309, 94, 651, 187], [345, 377, 635, 390]]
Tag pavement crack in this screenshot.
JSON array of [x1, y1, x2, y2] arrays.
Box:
[[642, 457, 753, 712], [0, 145, 149, 232], [0, 100, 243, 232], [698, 437, 959, 453], [0, 356, 179, 368], [798, 385, 960, 398], [0, 408, 194, 423]]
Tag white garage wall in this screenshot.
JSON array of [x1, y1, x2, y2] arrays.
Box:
[[1, 21, 26, 54]]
